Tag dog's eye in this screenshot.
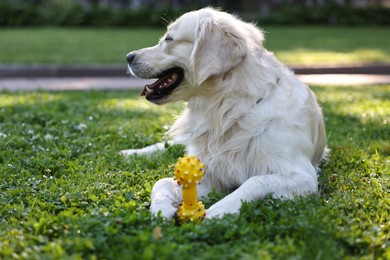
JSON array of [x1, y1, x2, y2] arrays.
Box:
[[164, 36, 173, 42]]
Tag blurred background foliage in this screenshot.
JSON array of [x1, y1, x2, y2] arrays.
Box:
[[0, 0, 389, 27]]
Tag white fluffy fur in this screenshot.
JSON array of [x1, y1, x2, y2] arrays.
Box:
[[123, 8, 326, 219]]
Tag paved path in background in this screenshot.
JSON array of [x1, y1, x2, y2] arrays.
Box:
[[297, 74, 390, 86], [0, 77, 150, 91], [0, 74, 389, 91]]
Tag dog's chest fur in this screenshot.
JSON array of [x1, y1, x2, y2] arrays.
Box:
[[169, 93, 279, 192]]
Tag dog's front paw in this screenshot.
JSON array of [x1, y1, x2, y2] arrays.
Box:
[[150, 201, 178, 219], [119, 149, 139, 157], [150, 177, 181, 219], [120, 142, 168, 157]]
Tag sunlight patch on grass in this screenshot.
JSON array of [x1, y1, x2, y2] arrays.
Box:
[[316, 85, 389, 121], [348, 101, 388, 121], [99, 98, 157, 110], [314, 85, 389, 156], [0, 92, 66, 107], [98, 98, 185, 114], [277, 49, 390, 65]]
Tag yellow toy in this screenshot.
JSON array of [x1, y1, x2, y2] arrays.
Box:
[[174, 155, 206, 223]]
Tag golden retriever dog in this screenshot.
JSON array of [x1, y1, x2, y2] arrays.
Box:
[[123, 7, 326, 219]]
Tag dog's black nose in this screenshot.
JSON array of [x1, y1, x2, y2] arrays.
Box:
[[126, 52, 136, 64]]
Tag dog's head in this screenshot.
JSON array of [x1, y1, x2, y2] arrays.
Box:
[[127, 8, 263, 105]]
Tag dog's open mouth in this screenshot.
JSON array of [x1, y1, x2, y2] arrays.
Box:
[[140, 67, 184, 102]]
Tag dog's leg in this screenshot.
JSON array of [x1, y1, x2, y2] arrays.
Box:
[[150, 178, 182, 218], [120, 141, 173, 157], [150, 178, 212, 219], [205, 167, 317, 219]]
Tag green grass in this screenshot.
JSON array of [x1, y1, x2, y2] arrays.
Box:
[[0, 85, 389, 259], [262, 27, 390, 65], [0, 26, 389, 65], [0, 28, 163, 65]]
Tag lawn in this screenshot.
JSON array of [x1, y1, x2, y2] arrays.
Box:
[[0, 26, 389, 65], [0, 84, 389, 259]]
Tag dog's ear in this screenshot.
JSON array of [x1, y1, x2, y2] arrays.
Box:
[[190, 16, 247, 86]]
